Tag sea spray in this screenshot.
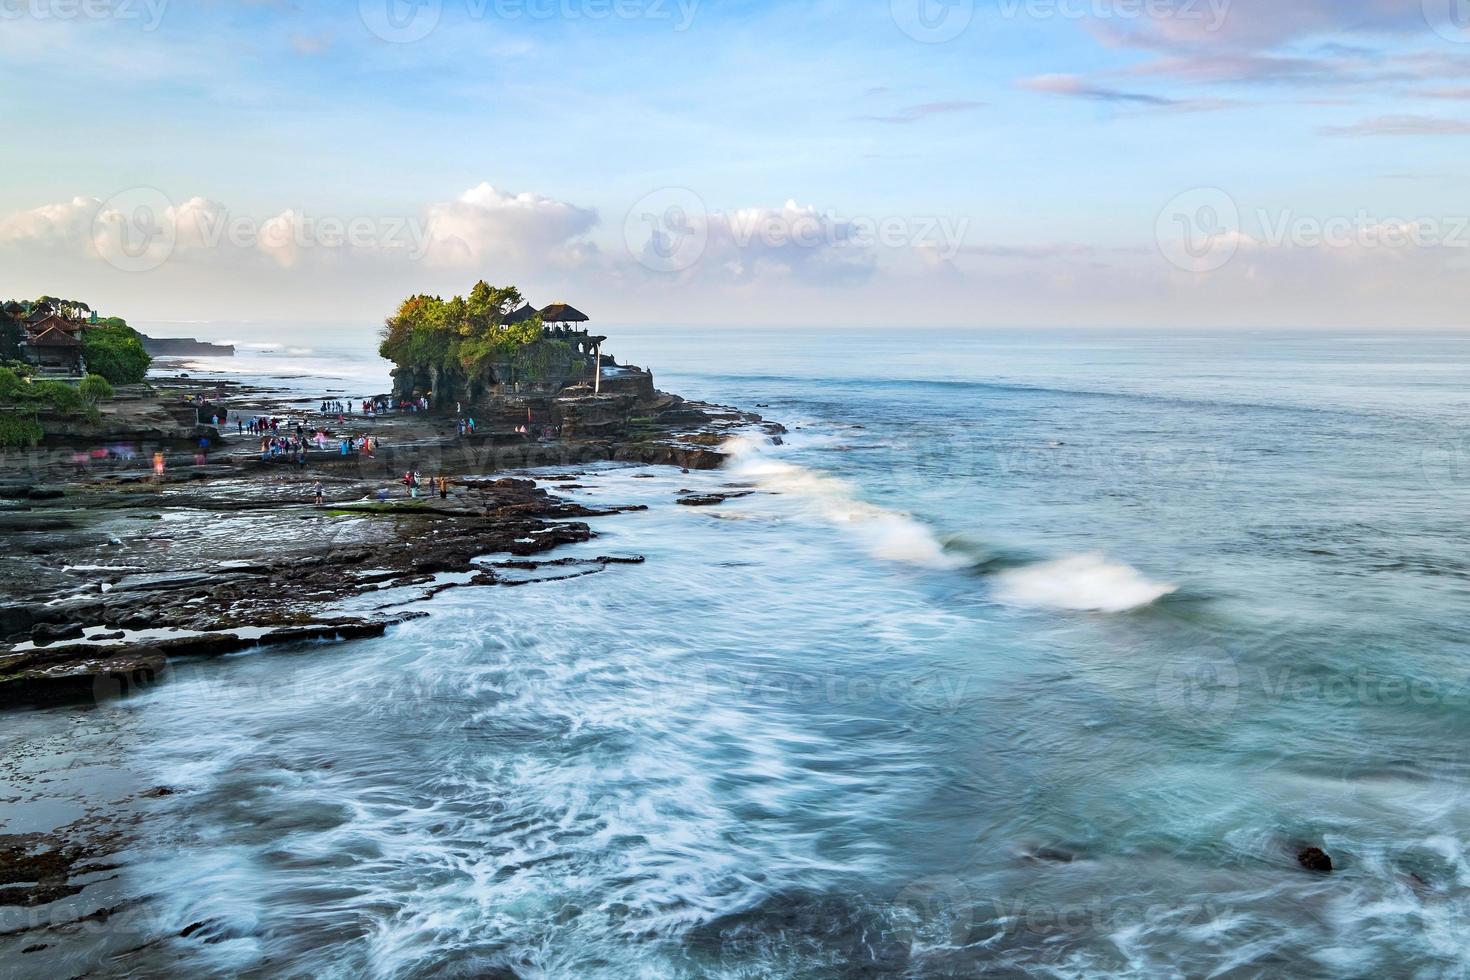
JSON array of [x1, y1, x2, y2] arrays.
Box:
[[991, 552, 1177, 613], [723, 432, 968, 570]]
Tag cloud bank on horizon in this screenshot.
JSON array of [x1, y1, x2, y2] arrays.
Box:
[[4, 0, 1470, 327]]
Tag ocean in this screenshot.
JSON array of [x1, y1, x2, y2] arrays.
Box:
[[6, 326, 1470, 977]]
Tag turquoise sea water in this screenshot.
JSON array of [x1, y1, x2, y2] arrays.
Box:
[[6, 328, 1470, 978]]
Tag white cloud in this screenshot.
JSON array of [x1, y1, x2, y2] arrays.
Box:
[[0, 196, 102, 249], [628, 200, 884, 285], [423, 183, 599, 267]]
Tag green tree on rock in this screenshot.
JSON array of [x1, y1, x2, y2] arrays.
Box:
[[82, 325, 151, 384]]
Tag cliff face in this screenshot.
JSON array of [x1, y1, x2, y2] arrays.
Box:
[[139, 336, 236, 357], [390, 339, 598, 404]]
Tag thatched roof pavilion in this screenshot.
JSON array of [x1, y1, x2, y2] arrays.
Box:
[[538, 302, 589, 324], [502, 304, 538, 325]]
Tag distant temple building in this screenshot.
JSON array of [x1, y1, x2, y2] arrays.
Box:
[[2, 301, 95, 375]]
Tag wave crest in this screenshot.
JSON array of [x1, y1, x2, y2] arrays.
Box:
[[992, 553, 1177, 613], [723, 434, 967, 570]]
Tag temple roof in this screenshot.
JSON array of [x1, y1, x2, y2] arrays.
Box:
[[29, 325, 82, 347], [26, 313, 72, 335], [502, 304, 538, 325], [539, 303, 589, 323]]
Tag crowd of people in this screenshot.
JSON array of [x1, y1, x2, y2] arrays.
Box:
[[314, 395, 434, 417], [399, 470, 451, 500]]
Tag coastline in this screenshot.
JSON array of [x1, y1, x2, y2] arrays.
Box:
[[0, 364, 783, 711]]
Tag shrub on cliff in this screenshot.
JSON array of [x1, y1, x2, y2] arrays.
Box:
[[0, 413, 43, 449], [30, 380, 91, 416], [80, 373, 114, 405], [82, 324, 151, 385], [0, 370, 100, 422], [0, 366, 23, 400]]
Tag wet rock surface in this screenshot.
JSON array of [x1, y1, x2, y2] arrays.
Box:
[[0, 376, 784, 710], [1297, 847, 1334, 873]]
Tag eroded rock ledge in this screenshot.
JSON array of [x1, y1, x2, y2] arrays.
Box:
[[0, 381, 785, 709]]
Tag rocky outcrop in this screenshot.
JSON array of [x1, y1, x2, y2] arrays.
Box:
[[139, 335, 235, 356], [0, 367, 784, 709], [391, 338, 599, 405]]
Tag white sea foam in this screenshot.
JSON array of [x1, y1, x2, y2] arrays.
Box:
[[991, 552, 1177, 613], [723, 433, 967, 570]]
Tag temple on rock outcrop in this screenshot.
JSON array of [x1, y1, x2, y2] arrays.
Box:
[[380, 285, 666, 438]]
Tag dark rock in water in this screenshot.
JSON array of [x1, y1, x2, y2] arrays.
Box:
[[141, 786, 176, 798], [1298, 847, 1333, 873], [0, 844, 97, 906], [677, 491, 754, 507], [30, 622, 85, 646], [684, 888, 911, 975], [1024, 845, 1079, 864], [92, 631, 126, 642]]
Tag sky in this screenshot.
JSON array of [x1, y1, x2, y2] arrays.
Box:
[[3, 0, 1470, 328]]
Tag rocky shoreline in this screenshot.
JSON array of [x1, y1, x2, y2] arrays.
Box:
[[0, 371, 782, 711]]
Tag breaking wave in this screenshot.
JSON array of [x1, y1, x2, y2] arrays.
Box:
[[723, 434, 967, 570], [991, 552, 1178, 613], [723, 434, 1177, 616]]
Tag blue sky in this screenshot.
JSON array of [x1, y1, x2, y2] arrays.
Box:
[[4, 0, 1470, 327]]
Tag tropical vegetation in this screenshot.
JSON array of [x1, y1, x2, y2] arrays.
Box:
[[81, 323, 151, 384], [380, 282, 544, 375], [2, 296, 152, 384]]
